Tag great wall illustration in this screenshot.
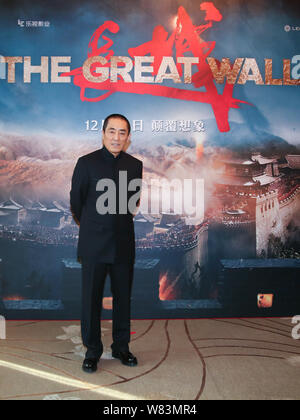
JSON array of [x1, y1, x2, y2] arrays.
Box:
[[0, 152, 299, 318]]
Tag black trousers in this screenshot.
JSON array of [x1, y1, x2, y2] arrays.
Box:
[[81, 260, 134, 359]]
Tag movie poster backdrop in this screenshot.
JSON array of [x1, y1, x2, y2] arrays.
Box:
[[0, 0, 299, 319]]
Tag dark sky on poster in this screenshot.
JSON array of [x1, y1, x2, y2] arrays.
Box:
[[0, 0, 299, 147]]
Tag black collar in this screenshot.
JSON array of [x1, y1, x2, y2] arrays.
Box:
[[102, 145, 123, 161]]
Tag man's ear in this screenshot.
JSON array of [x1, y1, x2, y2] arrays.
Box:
[[123, 134, 131, 152]]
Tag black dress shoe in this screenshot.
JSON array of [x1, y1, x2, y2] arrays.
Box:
[[112, 350, 138, 366], [82, 358, 99, 373]]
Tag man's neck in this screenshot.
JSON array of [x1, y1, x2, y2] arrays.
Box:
[[103, 145, 121, 159]]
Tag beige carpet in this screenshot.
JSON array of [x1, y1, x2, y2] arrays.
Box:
[[0, 318, 300, 400]]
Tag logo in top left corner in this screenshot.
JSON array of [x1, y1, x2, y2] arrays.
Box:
[[0, 315, 6, 339]]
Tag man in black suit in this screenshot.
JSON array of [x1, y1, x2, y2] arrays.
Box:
[[70, 114, 143, 373]]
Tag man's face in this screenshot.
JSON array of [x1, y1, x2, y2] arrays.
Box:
[[102, 117, 130, 157]]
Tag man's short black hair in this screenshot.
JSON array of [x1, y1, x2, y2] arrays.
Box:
[[102, 114, 131, 134]]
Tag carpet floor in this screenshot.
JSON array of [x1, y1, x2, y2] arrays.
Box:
[[0, 317, 300, 400]]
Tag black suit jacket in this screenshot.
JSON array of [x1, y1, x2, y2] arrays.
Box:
[[70, 145, 143, 263]]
